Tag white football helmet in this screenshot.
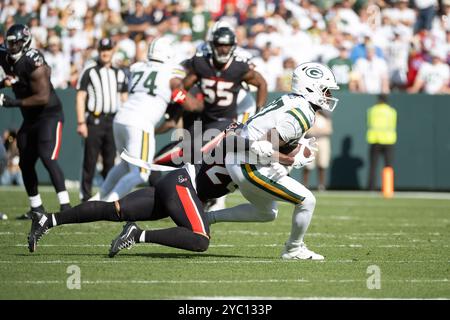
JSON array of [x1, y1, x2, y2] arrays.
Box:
[[291, 62, 340, 112], [147, 37, 173, 63]]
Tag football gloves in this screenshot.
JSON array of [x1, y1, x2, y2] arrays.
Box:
[[292, 137, 318, 169], [250, 140, 274, 159]]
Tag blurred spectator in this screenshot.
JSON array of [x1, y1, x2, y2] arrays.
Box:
[[383, 0, 416, 28], [283, 20, 314, 64], [242, 32, 262, 59], [414, 0, 438, 32], [149, 0, 169, 26], [44, 36, 70, 89], [116, 26, 137, 63], [276, 57, 297, 92], [385, 29, 410, 90], [29, 14, 47, 49], [181, 0, 211, 42], [218, 2, 242, 30], [328, 45, 356, 91], [136, 27, 160, 62], [408, 48, 450, 93], [173, 28, 196, 64], [244, 3, 265, 35], [303, 110, 333, 191], [1, 129, 24, 186], [350, 32, 385, 63], [124, 0, 153, 40], [14, 0, 32, 25], [255, 18, 282, 53], [366, 94, 397, 191], [40, 3, 60, 29], [353, 45, 390, 94], [253, 46, 283, 92]]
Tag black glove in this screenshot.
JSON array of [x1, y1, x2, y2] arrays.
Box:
[[0, 93, 21, 108]]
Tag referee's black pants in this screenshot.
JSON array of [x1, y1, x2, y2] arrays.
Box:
[[81, 114, 116, 201]]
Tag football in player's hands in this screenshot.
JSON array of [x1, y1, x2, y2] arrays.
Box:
[[280, 142, 313, 158]]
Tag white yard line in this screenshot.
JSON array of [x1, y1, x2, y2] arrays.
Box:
[[1, 279, 448, 285]]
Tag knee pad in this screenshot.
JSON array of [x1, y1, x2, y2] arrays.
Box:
[[299, 191, 316, 211]]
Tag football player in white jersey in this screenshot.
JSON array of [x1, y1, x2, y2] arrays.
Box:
[[93, 37, 197, 202], [208, 62, 340, 260]]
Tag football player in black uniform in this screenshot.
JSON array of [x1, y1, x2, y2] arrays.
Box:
[[27, 124, 289, 256], [0, 24, 71, 218], [182, 26, 267, 164]]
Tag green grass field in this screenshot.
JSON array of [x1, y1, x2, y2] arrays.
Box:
[[0, 186, 449, 299]]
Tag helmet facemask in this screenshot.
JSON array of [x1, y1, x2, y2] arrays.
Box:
[[210, 27, 236, 65], [313, 85, 339, 112], [211, 42, 236, 65]]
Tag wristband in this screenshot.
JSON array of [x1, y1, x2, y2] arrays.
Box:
[[171, 88, 187, 104]]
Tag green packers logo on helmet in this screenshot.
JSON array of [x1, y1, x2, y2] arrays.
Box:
[[305, 67, 323, 79]]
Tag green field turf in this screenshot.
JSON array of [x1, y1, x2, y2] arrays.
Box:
[[0, 186, 449, 299]]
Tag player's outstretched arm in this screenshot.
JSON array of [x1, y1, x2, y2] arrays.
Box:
[[242, 69, 267, 111]]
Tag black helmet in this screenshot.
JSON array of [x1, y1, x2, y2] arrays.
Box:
[[210, 27, 236, 65], [5, 24, 32, 61]]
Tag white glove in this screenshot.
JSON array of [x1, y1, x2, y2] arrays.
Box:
[[267, 162, 288, 181], [250, 140, 274, 158], [0, 93, 4, 107], [292, 145, 315, 169], [299, 136, 318, 152]]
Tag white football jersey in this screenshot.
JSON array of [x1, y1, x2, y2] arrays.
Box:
[[243, 94, 316, 144], [114, 61, 185, 132]]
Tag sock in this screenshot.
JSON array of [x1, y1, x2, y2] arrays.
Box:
[[50, 214, 57, 228], [138, 230, 146, 243], [29, 194, 42, 209], [54, 201, 120, 226], [57, 191, 70, 205], [287, 196, 315, 245]]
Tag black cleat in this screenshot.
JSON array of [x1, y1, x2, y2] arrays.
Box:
[[17, 205, 46, 220], [109, 222, 140, 258], [28, 211, 51, 253]]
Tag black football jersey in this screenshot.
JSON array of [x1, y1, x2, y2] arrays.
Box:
[[0, 47, 63, 122], [186, 52, 250, 123], [194, 123, 243, 202]]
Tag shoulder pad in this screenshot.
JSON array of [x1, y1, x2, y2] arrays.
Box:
[[24, 49, 45, 68]]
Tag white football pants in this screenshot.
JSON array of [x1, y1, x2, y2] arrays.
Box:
[[99, 122, 154, 201], [209, 155, 316, 245]]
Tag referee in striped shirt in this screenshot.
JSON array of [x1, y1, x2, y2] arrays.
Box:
[[76, 38, 128, 202]]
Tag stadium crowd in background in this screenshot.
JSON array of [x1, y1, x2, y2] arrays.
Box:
[[0, 0, 448, 94]]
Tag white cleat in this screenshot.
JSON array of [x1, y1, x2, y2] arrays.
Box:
[[281, 242, 324, 260]]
